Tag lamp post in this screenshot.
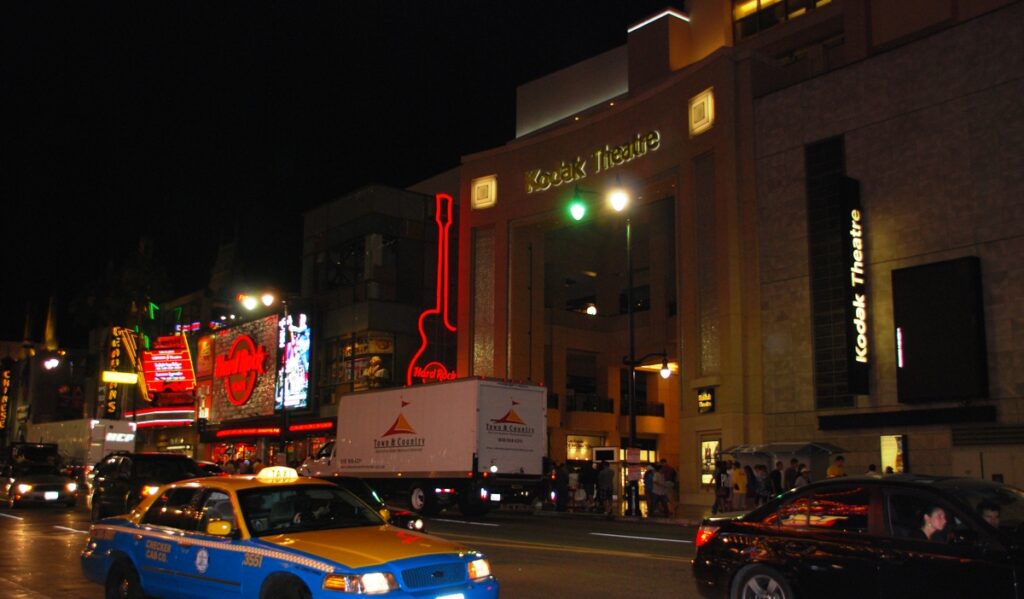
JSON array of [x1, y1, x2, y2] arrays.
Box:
[[238, 291, 294, 464]]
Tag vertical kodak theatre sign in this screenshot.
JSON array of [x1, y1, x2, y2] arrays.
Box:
[[844, 178, 869, 394], [524, 130, 661, 194]]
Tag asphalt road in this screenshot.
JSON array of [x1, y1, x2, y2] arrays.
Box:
[[0, 501, 700, 598]]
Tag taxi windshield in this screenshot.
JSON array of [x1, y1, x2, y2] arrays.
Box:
[[238, 484, 385, 536]]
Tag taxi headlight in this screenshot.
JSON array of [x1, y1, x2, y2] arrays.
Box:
[[323, 572, 398, 594], [66, 482, 78, 493], [16, 484, 32, 494], [468, 558, 492, 580]]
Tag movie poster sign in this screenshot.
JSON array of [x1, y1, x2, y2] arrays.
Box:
[[275, 313, 311, 411], [212, 315, 278, 423]]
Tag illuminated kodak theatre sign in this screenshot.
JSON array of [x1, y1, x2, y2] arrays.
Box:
[[525, 130, 661, 194], [850, 208, 868, 364]]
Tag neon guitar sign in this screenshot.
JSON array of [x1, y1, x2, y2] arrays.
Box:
[[406, 193, 457, 385]]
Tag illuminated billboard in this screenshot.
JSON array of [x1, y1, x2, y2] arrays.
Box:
[[212, 315, 278, 422], [140, 336, 196, 394], [275, 312, 311, 411]]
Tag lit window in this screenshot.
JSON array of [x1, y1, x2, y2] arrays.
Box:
[[689, 88, 715, 137]]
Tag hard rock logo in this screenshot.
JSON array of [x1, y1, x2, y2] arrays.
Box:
[[215, 335, 268, 406]]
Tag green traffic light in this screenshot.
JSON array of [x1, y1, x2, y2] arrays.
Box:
[[569, 201, 586, 221]]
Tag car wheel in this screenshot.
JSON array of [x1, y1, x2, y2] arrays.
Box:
[[105, 561, 144, 599], [731, 564, 794, 599], [409, 485, 440, 516], [261, 574, 311, 599]]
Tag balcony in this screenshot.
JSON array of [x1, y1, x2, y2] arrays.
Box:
[[565, 393, 616, 432], [619, 401, 666, 435]]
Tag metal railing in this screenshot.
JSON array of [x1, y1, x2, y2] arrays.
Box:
[[565, 393, 615, 414]]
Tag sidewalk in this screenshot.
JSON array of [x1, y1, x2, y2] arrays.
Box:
[[524, 500, 715, 526]]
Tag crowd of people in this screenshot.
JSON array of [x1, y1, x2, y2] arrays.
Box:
[[549, 458, 678, 519]]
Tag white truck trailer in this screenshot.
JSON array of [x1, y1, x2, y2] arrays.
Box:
[[302, 378, 548, 516], [25, 418, 137, 467]]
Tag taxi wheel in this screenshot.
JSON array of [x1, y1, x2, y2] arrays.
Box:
[[731, 564, 793, 599], [261, 574, 311, 599], [105, 561, 144, 599]]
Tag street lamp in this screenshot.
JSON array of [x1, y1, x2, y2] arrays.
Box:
[[238, 291, 295, 464]]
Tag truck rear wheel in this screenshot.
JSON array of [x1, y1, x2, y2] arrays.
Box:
[[409, 485, 440, 516]]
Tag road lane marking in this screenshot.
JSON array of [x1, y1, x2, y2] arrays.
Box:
[[0, 575, 53, 597], [0, 512, 24, 521], [589, 532, 692, 544], [439, 533, 688, 563], [54, 526, 89, 534], [434, 518, 500, 527]]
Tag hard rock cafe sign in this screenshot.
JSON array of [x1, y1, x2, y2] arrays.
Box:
[[411, 361, 457, 384], [215, 335, 268, 406]]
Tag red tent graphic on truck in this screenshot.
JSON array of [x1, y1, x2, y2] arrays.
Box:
[[382, 401, 416, 436]]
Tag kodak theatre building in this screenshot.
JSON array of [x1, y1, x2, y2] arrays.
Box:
[[456, 0, 1024, 505]]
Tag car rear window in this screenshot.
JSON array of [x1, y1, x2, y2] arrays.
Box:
[[774, 485, 870, 533], [133, 457, 205, 482]]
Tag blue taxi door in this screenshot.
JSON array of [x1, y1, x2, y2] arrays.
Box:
[[169, 490, 245, 598], [136, 487, 203, 598]]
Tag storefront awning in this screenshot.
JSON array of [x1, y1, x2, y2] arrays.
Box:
[[720, 442, 846, 457]]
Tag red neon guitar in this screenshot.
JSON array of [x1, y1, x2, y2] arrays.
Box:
[[406, 193, 457, 385]]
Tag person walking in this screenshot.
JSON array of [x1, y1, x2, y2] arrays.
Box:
[[643, 463, 656, 516], [597, 461, 615, 519], [783, 458, 799, 490], [732, 461, 748, 510], [795, 464, 811, 488], [770, 461, 784, 495], [554, 461, 570, 512], [827, 455, 847, 478]]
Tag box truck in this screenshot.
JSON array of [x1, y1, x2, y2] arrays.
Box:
[[25, 419, 137, 468], [301, 378, 547, 516]]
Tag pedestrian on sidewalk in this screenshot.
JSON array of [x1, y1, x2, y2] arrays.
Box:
[[732, 461, 748, 510], [555, 461, 570, 512], [783, 458, 799, 490], [650, 467, 668, 517], [712, 461, 731, 514], [643, 463, 656, 516], [597, 461, 615, 518]]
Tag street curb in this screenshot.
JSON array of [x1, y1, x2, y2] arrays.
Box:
[[527, 509, 704, 526]]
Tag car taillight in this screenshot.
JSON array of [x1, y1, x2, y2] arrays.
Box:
[[695, 525, 720, 548]]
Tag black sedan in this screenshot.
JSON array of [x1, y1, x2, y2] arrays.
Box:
[[692, 474, 1024, 599], [0, 462, 79, 508], [324, 475, 426, 531]]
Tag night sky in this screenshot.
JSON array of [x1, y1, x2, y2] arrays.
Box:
[[3, 1, 683, 346]]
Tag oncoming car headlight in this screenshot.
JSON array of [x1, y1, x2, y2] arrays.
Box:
[[468, 558, 492, 580], [142, 485, 161, 497], [323, 572, 398, 594], [66, 482, 78, 493], [16, 484, 32, 494]]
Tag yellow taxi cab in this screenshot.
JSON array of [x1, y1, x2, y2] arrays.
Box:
[[81, 466, 498, 598]]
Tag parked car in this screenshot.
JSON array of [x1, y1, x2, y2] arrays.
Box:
[[89, 452, 208, 521], [196, 460, 226, 476], [692, 474, 1024, 599], [327, 475, 426, 531], [80, 466, 498, 598], [0, 462, 78, 508]]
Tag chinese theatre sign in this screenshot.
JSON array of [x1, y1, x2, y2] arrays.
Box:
[[0, 368, 10, 430], [524, 130, 661, 194], [213, 315, 277, 421]]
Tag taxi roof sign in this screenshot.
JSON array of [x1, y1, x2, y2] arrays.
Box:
[[256, 466, 299, 483]]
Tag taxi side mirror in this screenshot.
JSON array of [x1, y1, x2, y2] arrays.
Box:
[[206, 520, 234, 536], [379, 507, 391, 522]]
